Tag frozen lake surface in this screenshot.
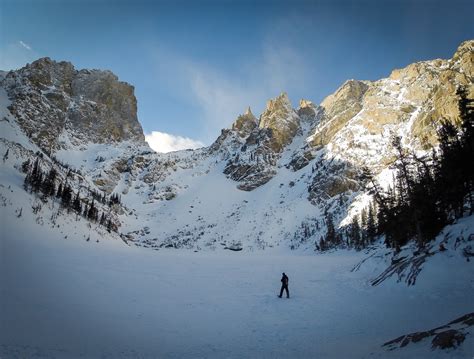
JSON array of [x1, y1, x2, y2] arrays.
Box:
[[1, 208, 473, 358]]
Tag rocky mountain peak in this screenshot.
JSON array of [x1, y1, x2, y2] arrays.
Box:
[[19, 57, 75, 94], [260, 92, 292, 119], [299, 99, 314, 109], [320, 80, 369, 111], [258, 92, 300, 152], [1, 58, 146, 152], [231, 106, 258, 137], [452, 39, 474, 79], [453, 39, 474, 60], [307, 40, 473, 178]]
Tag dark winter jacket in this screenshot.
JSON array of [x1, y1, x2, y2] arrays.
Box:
[[281, 274, 289, 286]]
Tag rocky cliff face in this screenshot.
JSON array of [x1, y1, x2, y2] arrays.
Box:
[[307, 39, 473, 173], [310, 80, 369, 148], [1, 57, 146, 152], [216, 40, 473, 204]]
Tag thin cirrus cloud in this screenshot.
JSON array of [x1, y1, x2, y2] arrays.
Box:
[[19, 40, 32, 51], [185, 63, 265, 140], [145, 131, 205, 153], [0, 40, 37, 71]]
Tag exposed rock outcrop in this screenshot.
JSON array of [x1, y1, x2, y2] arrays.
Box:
[[259, 92, 300, 152], [309, 40, 474, 172], [231, 107, 257, 137], [1, 57, 146, 152], [298, 99, 321, 123], [310, 80, 369, 147], [219, 94, 302, 191], [383, 312, 473, 351]]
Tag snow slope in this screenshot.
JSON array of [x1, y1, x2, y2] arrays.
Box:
[[119, 121, 325, 252], [1, 173, 473, 358]]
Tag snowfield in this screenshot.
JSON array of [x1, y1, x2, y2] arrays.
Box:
[[1, 179, 473, 358]]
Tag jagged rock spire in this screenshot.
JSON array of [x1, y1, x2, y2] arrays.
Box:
[[299, 99, 314, 109], [231, 106, 257, 136], [261, 92, 292, 119], [258, 92, 301, 152]]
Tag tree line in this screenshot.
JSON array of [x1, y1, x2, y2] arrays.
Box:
[[320, 87, 473, 252], [22, 157, 121, 232], [317, 204, 377, 251]]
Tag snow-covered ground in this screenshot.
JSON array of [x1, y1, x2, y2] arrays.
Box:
[[1, 176, 473, 358]]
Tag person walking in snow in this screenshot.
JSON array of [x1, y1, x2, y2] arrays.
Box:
[[278, 272, 289, 298]]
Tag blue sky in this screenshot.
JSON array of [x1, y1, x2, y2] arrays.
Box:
[[1, 0, 473, 151]]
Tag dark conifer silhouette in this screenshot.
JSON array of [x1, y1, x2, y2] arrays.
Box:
[[364, 87, 473, 250]]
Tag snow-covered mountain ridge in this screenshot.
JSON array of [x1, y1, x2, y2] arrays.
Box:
[[0, 40, 473, 251]]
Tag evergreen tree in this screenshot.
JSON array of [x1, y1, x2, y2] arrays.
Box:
[[31, 157, 40, 178], [318, 236, 325, 251], [32, 171, 43, 193], [21, 159, 30, 173], [24, 172, 31, 192], [29, 158, 43, 193], [61, 184, 72, 208], [56, 182, 63, 198], [457, 86, 474, 214], [366, 202, 377, 243], [109, 193, 121, 206], [41, 167, 57, 197], [100, 212, 106, 225], [72, 191, 82, 214], [436, 120, 464, 218], [87, 200, 98, 221], [2, 149, 8, 162], [107, 218, 115, 233], [82, 200, 89, 217], [360, 208, 368, 247], [391, 136, 422, 246], [411, 154, 445, 245], [349, 216, 361, 250], [324, 212, 336, 247]]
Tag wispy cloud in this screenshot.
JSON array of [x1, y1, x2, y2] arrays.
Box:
[[19, 40, 32, 51], [0, 41, 38, 70], [184, 63, 266, 141], [181, 40, 311, 142], [146, 15, 314, 144], [145, 131, 205, 153], [260, 41, 308, 92]]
